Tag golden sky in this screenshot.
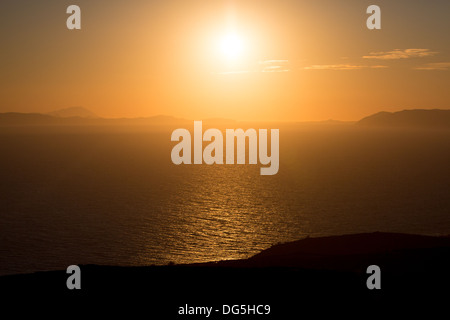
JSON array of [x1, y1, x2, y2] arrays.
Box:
[[1, 0, 450, 121]]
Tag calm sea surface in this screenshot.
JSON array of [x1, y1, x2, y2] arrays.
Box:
[[1, 125, 449, 275]]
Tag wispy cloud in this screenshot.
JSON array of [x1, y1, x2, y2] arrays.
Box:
[[215, 59, 291, 75], [259, 60, 289, 65], [259, 60, 290, 72], [363, 49, 438, 60], [303, 64, 388, 70], [414, 62, 450, 71]]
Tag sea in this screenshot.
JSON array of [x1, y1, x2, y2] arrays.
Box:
[[1, 123, 449, 275]]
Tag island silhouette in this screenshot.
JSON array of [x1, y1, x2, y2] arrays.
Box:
[[357, 109, 450, 128]]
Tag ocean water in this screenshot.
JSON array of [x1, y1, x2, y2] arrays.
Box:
[[0, 124, 449, 275]]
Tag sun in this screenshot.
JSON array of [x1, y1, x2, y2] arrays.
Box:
[[219, 33, 244, 60]]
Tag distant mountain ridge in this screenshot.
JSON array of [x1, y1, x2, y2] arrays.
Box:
[[1, 108, 450, 127], [0, 110, 239, 127], [48, 107, 99, 119], [357, 109, 450, 128], [0, 112, 188, 126]]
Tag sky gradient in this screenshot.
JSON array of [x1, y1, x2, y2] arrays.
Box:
[[1, 0, 449, 121]]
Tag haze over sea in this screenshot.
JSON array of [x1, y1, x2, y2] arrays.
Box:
[[1, 123, 449, 276]]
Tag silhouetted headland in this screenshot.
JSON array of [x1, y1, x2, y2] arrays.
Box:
[[1, 232, 449, 315]]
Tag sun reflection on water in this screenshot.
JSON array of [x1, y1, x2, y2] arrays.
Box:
[[137, 164, 309, 265]]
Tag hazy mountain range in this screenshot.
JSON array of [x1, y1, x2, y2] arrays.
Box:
[[47, 106, 99, 119], [0, 107, 189, 126], [0, 107, 449, 127]]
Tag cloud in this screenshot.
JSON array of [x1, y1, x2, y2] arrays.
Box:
[[303, 64, 388, 70], [215, 59, 291, 75], [259, 60, 290, 72], [259, 60, 289, 65], [261, 66, 290, 73], [363, 49, 438, 60], [414, 62, 450, 70]]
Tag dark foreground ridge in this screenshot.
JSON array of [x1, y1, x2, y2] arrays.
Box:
[[2, 232, 450, 317]]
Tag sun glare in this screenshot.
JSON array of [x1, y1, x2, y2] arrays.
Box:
[[219, 33, 244, 60]]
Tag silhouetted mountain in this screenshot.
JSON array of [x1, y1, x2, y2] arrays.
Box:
[[1, 232, 449, 316], [0, 112, 189, 126], [48, 107, 99, 119], [357, 109, 450, 128]]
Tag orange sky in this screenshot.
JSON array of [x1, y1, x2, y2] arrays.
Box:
[[1, 0, 449, 121]]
